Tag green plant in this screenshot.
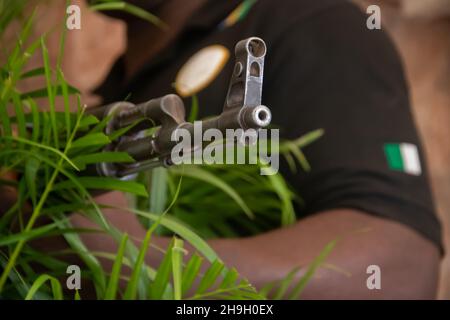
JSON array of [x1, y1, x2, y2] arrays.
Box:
[[0, 1, 332, 300]]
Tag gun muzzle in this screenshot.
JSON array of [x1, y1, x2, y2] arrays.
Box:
[[88, 37, 271, 178]]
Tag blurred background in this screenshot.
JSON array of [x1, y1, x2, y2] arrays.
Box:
[[4, 0, 450, 298]]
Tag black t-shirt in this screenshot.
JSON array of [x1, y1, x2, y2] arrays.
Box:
[[95, 0, 443, 251]]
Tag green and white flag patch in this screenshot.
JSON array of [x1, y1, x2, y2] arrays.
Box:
[[384, 143, 422, 176]]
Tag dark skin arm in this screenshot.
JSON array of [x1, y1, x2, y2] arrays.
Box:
[[69, 191, 440, 299]]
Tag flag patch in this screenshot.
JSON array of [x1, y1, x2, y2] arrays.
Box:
[[384, 143, 422, 176]]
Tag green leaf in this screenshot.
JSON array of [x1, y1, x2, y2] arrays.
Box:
[[57, 0, 69, 69], [272, 267, 301, 300], [149, 238, 175, 299], [25, 274, 63, 300], [0, 223, 56, 246], [86, 113, 110, 134], [283, 141, 311, 172], [19, 83, 80, 99], [20, 67, 45, 78], [0, 225, 97, 247], [70, 132, 111, 149], [196, 259, 224, 295], [0, 253, 31, 299], [57, 217, 107, 297], [188, 95, 199, 122], [90, 2, 168, 29], [0, 94, 12, 136], [72, 152, 135, 170], [54, 177, 148, 197], [149, 167, 168, 225], [4, 5, 34, 62], [123, 228, 153, 300], [41, 36, 59, 149], [108, 122, 140, 141], [182, 254, 203, 296], [0, 136, 79, 171], [0, 0, 28, 36], [127, 208, 218, 263], [171, 238, 185, 300], [288, 239, 337, 299], [27, 98, 40, 142], [57, 68, 72, 141], [79, 114, 100, 128], [292, 129, 324, 148], [105, 233, 128, 300], [219, 268, 239, 289], [267, 172, 296, 226], [171, 166, 254, 219], [25, 157, 40, 206], [259, 281, 276, 299], [11, 92, 26, 141]]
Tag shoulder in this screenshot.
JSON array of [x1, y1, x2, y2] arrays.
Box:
[[244, 0, 405, 92], [246, 0, 364, 38], [243, 0, 398, 72]]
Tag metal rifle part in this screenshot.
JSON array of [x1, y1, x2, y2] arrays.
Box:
[[87, 37, 271, 178]]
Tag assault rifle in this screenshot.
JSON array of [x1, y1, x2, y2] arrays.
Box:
[[86, 37, 271, 178]]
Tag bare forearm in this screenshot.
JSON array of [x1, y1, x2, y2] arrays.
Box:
[[70, 192, 440, 299], [205, 210, 440, 299]]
